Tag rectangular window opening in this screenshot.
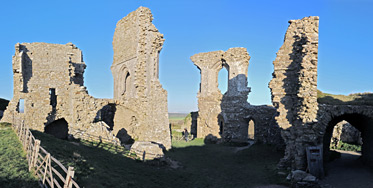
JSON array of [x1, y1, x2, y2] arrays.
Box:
[[49, 88, 57, 108], [17, 99, 25, 113]]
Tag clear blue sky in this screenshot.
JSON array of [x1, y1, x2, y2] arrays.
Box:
[[0, 0, 372, 113]]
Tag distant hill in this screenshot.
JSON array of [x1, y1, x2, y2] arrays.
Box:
[[168, 113, 188, 120], [0, 98, 9, 111], [317, 90, 373, 106]]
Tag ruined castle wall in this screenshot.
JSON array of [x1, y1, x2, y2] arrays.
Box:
[[244, 105, 284, 148], [111, 7, 171, 149], [191, 51, 223, 138], [268, 16, 319, 169], [1, 43, 114, 139], [221, 48, 251, 143]]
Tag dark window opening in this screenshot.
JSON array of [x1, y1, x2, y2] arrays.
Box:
[[49, 88, 57, 108]]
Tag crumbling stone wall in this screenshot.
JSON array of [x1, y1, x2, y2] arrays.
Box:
[[111, 7, 171, 149], [220, 48, 251, 143], [1, 43, 113, 138], [1, 7, 172, 151], [268, 16, 319, 169], [244, 105, 284, 148], [331, 120, 363, 146], [191, 51, 224, 138], [191, 48, 251, 141]]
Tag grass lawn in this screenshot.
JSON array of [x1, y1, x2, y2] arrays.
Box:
[[0, 123, 38, 188], [31, 130, 288, 188]]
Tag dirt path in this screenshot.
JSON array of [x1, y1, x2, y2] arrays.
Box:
[[320, 150, 373, 188]]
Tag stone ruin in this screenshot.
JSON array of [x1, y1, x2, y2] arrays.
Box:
[[2, 6, 373, 173], [190, 48, 252, 143], [1, 7, 171, 155], [191, 15, 373, 172]]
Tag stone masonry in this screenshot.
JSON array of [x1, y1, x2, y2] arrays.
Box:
[[111, 7, 171, 149], [1, 42, 116, 141], [191, 51, 224, 138], [221, 48, 251, 143], [1, 7, 171, 152], [269, 16, 319, 130], [191, 48, 251, 143]]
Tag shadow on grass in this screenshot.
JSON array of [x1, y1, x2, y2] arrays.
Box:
[[0, 177, 39, 188], [32, 130, 289, 188]]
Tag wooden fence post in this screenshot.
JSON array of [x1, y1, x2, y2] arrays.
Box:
[[23, 130, 29, 150], [43, 153, 50, 184], [64, 167, 75, 188], [31, 140, 41, 171]]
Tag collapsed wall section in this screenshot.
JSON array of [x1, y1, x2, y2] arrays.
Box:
[[111, 7, 171, 149], [269, 16, 319, 169], [1, 43, 114, 140]]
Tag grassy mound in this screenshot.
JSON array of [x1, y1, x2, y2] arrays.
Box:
[[30, 130, 288, 187], [0, 123, 38, 188], [317, 90, 373, 106]]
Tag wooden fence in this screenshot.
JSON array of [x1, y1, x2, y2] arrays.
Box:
[[12, 117, 80, 188]]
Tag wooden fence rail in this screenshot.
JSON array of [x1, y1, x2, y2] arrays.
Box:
[[11, 116, 80, 188]]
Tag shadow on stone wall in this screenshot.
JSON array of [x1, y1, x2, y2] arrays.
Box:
[[94, 104, 116, 130], [21, 49, 32, 93], [282, 35, 307, 127]]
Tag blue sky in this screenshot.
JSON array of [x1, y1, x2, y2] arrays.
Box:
[[0, 0, 372, 113]]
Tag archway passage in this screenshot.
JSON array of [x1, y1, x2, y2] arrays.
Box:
[[248, 119, 255, 140], [323, 113, 373, 167], [44, 118, 69, 139]]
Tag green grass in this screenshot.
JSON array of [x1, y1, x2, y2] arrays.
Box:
[[330, 141, 362, 152], [0, 98, 9, 111], [171, 138, 205, 148], [30, 130, 288, 188], [0, 123, 38, 188], [317, 90, 373, 106]]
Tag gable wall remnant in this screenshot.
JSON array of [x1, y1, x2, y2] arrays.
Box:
[[111, 7, 171, 149]]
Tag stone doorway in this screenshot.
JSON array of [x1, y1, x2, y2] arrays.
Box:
[[323, 113, 373, 167], [44, 118, 69, 139], [248, 119, 255, 140]]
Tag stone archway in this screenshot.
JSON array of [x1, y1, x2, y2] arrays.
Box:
[[323, 113, 373, 166], [44, 118, 69, 139]]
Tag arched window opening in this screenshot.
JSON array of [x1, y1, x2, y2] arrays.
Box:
[[123, 72, 131, 95], [218, 67, 228, 95], [248, 119, 255, 140], [44, 118, 69, 139]]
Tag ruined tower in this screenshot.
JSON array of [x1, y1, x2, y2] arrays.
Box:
[[111, 7, 171, 149], [269, 16, 319, 169]]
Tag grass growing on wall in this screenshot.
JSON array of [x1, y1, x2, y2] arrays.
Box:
[[0, 123, 38, 188]]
